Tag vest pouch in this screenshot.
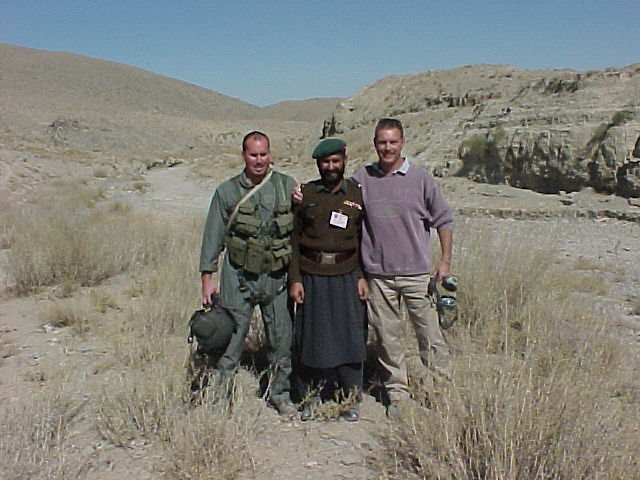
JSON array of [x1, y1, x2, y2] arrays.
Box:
[[234, 213, 261, 236], [271, 239, 292, 270], [244, 238, 269, 274], [274, 212, 294, 236], [225, 235, 247, 268]]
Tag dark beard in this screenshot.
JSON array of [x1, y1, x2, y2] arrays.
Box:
[[320, 166, 345, 187]]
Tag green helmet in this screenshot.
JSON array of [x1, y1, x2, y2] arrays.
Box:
[[188, 304, 235, 352]]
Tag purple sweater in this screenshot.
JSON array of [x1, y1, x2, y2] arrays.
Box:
[[352, 160, 453, 276]]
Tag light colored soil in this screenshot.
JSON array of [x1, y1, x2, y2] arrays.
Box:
[[2, 162, 640, 479]]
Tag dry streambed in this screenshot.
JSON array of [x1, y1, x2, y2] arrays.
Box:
[[1, 164, 639, 479]]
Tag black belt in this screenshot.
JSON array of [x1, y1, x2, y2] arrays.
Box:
[[301, 247, 355, 265]]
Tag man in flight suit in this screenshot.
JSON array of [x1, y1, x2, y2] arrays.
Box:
[[199, 131, 298, 416]]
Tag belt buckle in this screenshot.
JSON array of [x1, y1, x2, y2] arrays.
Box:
[[321, 252, 337, 264]]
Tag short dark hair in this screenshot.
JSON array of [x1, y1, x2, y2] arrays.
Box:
[[242, 131, 270, 151], [374, 118, 404, 138]]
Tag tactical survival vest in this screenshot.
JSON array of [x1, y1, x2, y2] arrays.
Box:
[[224, 172, 294, 274]]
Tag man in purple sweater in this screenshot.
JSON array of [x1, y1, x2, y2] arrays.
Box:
[[352, 118, 454, 415]]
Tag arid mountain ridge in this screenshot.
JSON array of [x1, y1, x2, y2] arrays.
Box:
[[328, 63, 640, 197], [0, 43, 338, 156], [1, 43, 639, 197]]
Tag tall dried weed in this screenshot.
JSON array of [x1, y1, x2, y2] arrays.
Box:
[[381, 219, 639, 479], [7, 197, 176, 295], [0, 386, 90, 479]]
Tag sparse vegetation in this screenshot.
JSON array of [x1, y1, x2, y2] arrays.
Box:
[[96, 368, 255, 479], [590, 122, 610, 145], [631, 296, 640, 316], [91, 166, 109, 178], [6, 194, 175, 295], [587, 109, 633, 153], [1, 190, 255, 479], [611, 109, 633, 126], [0, 388, 90, 479], [44, 299, 91, 334], [461, 134, 490, 159], [458, 131, 505, 183], [379, 219, 639, 479]]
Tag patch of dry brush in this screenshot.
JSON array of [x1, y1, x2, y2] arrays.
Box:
[[380, 219, 639, 479], [1, 186, 258, 479]]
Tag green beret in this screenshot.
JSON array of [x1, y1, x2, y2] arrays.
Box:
[[312, 138, 346, 159]]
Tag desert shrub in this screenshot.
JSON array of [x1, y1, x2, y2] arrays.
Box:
[[492, 125, 507, 145], [611, 110, 633, 126], [589, 123, 610, 146], [631, 296, 640, 316], [95, 360, 255, 479], [92, 167, 109, 178], [460, 134, 490, 159], [0, 388, 89, 479], [381, 219, 640, 479], [89, 291, 118, 313], [457, 133, 504, 183], [7, 200, 177, 295], [43, 299, 92, 335], [0, 200, 19, 249], [453, 220, 559, 355], [104, 217, 201, 368], [571, 272, 611, 296]]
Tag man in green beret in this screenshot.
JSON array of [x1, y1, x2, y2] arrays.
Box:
[[289, 137, 368, 422], [293, 119, 454, 419], [199, 131, 298, 417]]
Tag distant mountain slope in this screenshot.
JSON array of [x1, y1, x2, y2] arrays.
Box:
[[0, 43, 261, 122], [0, 43, 329, 153], [260, 98, 342, 122]]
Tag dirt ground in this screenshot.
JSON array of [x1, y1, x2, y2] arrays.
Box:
[[1, 162, 640, 479]]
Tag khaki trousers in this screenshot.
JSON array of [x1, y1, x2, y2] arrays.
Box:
[[368, 274, 450, 400]]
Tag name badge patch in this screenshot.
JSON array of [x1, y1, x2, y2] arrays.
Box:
[[329, 211, 348, 229]]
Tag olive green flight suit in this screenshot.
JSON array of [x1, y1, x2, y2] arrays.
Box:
[[199, 170, 297, 401]]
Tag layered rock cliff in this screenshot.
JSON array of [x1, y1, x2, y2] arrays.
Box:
[[320, 64, 640, 197]]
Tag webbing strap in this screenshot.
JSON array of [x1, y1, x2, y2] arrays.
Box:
[[225, 170, 273, 235]]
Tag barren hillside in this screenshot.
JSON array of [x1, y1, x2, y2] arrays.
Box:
[[0, 43, 335, 155], [320, 63, 640, 196]]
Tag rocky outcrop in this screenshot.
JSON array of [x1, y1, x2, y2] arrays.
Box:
[[455, 120, 640, 197], [317, 63, 640, 198]]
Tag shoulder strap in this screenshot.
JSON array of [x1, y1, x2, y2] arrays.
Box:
[[225, 169, 273, 234]]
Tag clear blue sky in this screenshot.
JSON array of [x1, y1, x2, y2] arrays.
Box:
[[2, 1, 639, 106]]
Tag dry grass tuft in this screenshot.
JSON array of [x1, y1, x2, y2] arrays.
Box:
[[43, 299, 91, 335], [6, 196, 177, 295], [380, 219, 640, 479], [3, 186, 256, 478], [95, 358, 257, 479], [0, 388, 90, 479]]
